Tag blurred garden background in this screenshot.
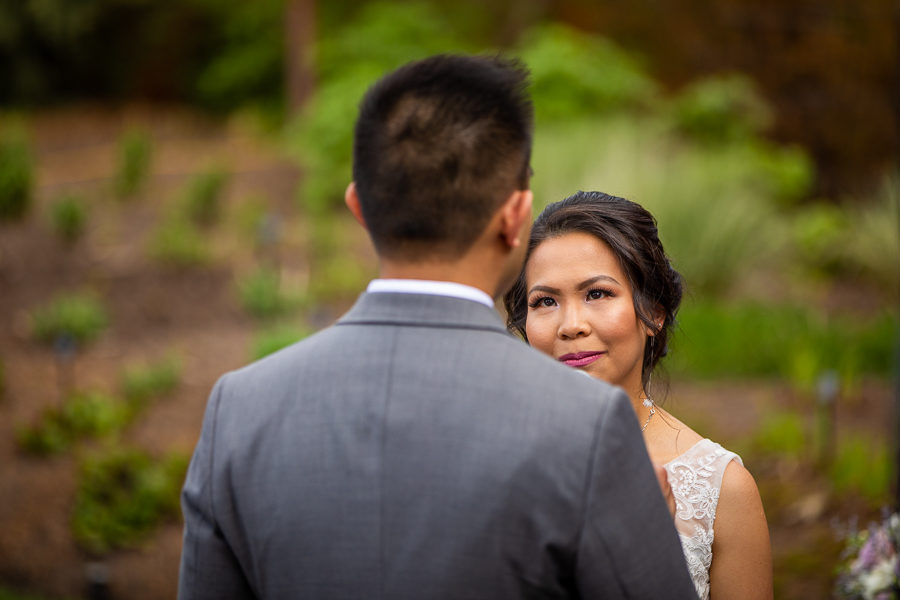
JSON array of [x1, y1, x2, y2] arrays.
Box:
[[0, 0, 897, 598]]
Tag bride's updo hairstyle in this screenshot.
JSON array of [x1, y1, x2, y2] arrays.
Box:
[[504, 191, 683, 392]]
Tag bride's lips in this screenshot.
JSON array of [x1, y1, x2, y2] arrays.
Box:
[[558, 351, 605, 368]]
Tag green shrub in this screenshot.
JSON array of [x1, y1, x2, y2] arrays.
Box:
[[72, 447, 188, 554], [119, 356, 181, 407], [237, 266, 292, 319], [149, 216, 209, 266], [829, 435, 892, 503], [192, 0, 284, 114], [752, 411, 807, 457], [49, 194, 88, 243], [518, 23, 658, 122], [0, 127, 33, 220], [114, 129, 152, 200], [17, 392, 127, 455], [30, 293, 108, 346], [0, 585, 77, 600], [251, 325, 311, 361], [667, 301, 898, 381], [667, 74, 770, 145], [183, 166, 229, 226]]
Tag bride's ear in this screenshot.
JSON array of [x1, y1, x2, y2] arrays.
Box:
[[499, 189, 533, 249], [647, 305, 665, 336]]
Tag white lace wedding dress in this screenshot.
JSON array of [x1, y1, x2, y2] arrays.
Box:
[[664, 438, 742, 600]]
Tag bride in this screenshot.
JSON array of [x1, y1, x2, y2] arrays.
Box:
[[504, 191, 772, 599]]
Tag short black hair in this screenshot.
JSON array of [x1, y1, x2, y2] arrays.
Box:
[[504, 191, 684, 392], [352, 54, 533, 261]]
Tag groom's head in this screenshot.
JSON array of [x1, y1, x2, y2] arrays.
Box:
[[348, 54, 533, 263]]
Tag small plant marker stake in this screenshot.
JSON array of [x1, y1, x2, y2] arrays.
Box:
[[54, 333, 76, 405], [816, 370, 839, 467]]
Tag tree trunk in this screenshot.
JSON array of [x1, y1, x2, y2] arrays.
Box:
[[285, 0, 316, 113]]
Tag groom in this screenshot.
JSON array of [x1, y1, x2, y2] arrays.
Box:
[[178, 54, 696, 599]]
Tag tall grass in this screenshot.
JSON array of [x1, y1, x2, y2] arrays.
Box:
[[531, 116, 805, 297]]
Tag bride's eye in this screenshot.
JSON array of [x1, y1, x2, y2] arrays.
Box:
[[587, 288, 613, 300], [528, 296, 556, 308]]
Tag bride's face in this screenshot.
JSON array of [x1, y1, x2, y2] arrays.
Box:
[[524, 231, 649, 397]]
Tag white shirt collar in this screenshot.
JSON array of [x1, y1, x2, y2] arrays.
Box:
[[366, 279, 495, 309]]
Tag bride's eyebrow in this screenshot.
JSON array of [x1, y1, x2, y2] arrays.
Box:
[[527, 284, 560, 295], [576, 275, 621, 290]]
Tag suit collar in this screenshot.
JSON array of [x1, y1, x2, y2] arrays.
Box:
[[336, 292, 509, 334]]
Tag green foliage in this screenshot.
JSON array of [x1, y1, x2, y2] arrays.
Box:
[[0, 126, 33, 221], [183, 166, 229, 226], [289, 1, 466, 215], [752, 412, 807, 457], [17, 392, 127, 456], [72, 447, 188, 554], [0, 586, 76, 600], [30, 292, 108, 345], [668, 300, 898, 381], [237, 266, 294, 319], [192, 0, 285, 113], [251, 324, 311, 361], [49, 194, 88, 243], [149, 216, 209, 267], [517, 23, 658, 122], [119, 356, 181, 406], [114, 129, 152, 200], [829, 435, 892, 503], [791, 176, 899, 299], [667, 74, 771, 144]]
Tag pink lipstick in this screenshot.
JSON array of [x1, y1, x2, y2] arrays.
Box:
[[558, 351, 605, 368]]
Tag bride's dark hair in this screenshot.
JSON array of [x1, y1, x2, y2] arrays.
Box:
[[503, 191, 683, 393]]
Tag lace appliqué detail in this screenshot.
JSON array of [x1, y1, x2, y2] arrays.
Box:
[[664, 439, 742, 600]]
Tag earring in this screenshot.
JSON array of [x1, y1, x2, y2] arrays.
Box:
[[640, 337, 656, 432]]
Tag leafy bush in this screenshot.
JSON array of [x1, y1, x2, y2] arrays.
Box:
[[667, 300, 898, 382], [149, 216, 209, 266], [72, 447, 188, 554], [0, 127, 33, 221], [114, 129, 152, 200], [182, 166, 229, 226], [0, 586, 76, 600], [30, 293, 108, 346], [829, 435, 892, 503], [192, 0, 285, 113], [17, 392, 127, 456], [251, 324, 311, 361], [667, 74, 771, 145], [237, 266, 292, 319], [49, 194, 88, 243], [119, 356, 181, 407], [517, 23, 658, 122], [752, 411, 806, 457]]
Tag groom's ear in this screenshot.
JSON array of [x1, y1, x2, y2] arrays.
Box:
[[344, 182, 368, 230], [498, 189, 533, 249]]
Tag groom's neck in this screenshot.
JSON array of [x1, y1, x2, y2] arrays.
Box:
[[378, 255, 502, 300]]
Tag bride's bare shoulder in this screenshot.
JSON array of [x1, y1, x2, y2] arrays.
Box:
[[650, 407, 705, 462]]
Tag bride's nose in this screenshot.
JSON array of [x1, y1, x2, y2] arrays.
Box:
[[558, 305, 590, 339]]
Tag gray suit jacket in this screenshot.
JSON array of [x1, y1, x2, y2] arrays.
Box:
[[179, 292, 696, 599]]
